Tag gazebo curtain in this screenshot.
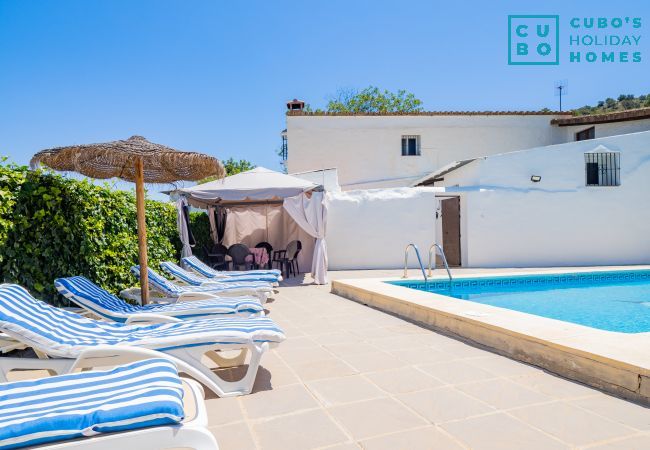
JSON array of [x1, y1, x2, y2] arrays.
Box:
[[283, 192, 328, 284], [221, 204, 314, 273], [207, 206, 227, 245], [207, 206, 218, 244], [176, 197, 195, 259], [216, 207, 227, 244]]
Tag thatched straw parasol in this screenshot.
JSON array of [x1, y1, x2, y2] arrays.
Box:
[[31, 135, 225, 304]]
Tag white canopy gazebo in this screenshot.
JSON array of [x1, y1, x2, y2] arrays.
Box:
[[179, 167, 318, 205], [173, 167, 329, 284]]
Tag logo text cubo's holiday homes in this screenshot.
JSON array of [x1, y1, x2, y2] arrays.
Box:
[[508, 15, 643, 65], [569, 17, 642, 63]]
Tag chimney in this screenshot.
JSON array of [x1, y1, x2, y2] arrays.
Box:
[[286, 99, 305, 111]]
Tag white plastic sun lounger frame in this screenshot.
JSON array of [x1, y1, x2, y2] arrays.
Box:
[[163, 267, 276, 302], [182, 256, 282, 282], [57, 286, 263, 324], [161, 261, 279, 289], [119, 286, 269, 306], [0, 341, 274, 398], [36, 377, 218, 450], [162, 276, 272, 303]]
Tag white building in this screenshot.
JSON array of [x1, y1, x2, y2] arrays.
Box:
[[415, 129, 650, 268], [283, 104, 650, 268], [284, 106, 650, 191]]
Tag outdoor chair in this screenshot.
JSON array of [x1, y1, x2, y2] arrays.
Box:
[[55, 275, 264, 323], [273, 240, 302, 278], [202, 243, 230, 270], [130, 265, 272, 303], [228, 243, 255, 271], [0, 283, 286, 397], [0, 358, 218, 450], [255, 241, 273, 269], [182, 255, 281, 282]]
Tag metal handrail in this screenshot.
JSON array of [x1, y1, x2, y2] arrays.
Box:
[[428, 243, 453, 283], [402, 244, 428, 281]]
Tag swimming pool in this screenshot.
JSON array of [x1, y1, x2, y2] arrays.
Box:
[[388, 270, 650, 333]]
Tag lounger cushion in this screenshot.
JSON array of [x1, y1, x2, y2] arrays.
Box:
[[0, 284, 285, 358], [159, 262, 272, 289], [183, 256, 280, 281], [131, 266, 271, 298], [0, 358, 184, 450], [55, 276, 263, 322]]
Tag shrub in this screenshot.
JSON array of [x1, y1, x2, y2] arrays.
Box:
[[0, 161, 28, 269], [189, 211, 212, 259], [0, 163, 181, 305]]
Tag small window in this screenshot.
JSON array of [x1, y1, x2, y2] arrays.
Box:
[[576, 127, 595, 141], [584, 152, 620, 186], [401, 135, 420, 156]]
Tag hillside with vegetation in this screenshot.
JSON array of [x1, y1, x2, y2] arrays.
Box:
[[301, 87, 650, 117], [572, 94, 650, 116]]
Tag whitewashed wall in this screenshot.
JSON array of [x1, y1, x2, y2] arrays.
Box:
[[441, 131, 650, 267], [562, 118, 650, 141], [287, 114, 568, 190], [326, 187, 440, 270], [290, 168, 341, 192]]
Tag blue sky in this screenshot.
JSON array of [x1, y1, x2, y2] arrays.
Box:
[[0, 0, 648, 188]]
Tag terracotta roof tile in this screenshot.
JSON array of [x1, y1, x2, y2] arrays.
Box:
[[551, 107, 650, 126], [287, 110, 570, 117]]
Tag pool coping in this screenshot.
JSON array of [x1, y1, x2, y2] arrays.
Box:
[[331, 268, 650, 405]]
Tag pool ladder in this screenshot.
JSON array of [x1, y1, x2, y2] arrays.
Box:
[[428, 244, 453, 286], [402, 243, 453, 286], [402, 244, 428, 282]]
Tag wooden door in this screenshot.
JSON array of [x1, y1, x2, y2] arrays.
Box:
[[441, 197, 461, 266]]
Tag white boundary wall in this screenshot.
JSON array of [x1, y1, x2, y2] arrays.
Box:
[[326, 187, 440, 270], [441, 131, 650, 267]]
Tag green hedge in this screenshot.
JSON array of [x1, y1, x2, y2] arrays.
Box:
[[0, 162, 184, 305], [189, 211, 212, 260]]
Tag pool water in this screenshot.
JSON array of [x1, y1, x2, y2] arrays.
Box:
[[388, 271, 650, 333]]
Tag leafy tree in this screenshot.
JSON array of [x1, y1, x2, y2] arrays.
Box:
[[223, 158, 255, 175], [197, 158, 255, 184], [325, 86, 424, 113], [572, 93, 650, 116], [275, 145, 288, 174]]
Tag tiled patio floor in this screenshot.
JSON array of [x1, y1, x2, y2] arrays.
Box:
[[206, 270, 650, 450]]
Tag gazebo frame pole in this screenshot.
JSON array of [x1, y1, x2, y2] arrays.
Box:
[[134, 157, 150, 305]]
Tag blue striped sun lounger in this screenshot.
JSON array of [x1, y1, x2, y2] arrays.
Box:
[[160, 261, 274, 289], [55, 276, 264, 323], [0, 358, 217, 450], [182, 255, 281, 283], [0, 284, 285, 397], [132, 265, 273, 303]]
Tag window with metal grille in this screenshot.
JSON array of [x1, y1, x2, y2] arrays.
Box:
[[401, 135, 420, 156], [584, 152, 620, 186]]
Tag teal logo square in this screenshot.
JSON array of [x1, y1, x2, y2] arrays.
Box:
[[508, 15, 560, 65]]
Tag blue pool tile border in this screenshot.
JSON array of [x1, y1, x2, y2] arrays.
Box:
[[388, 270, 650, 292]]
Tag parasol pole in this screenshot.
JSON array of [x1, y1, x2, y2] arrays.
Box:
[[134, 157, 150, 305]]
